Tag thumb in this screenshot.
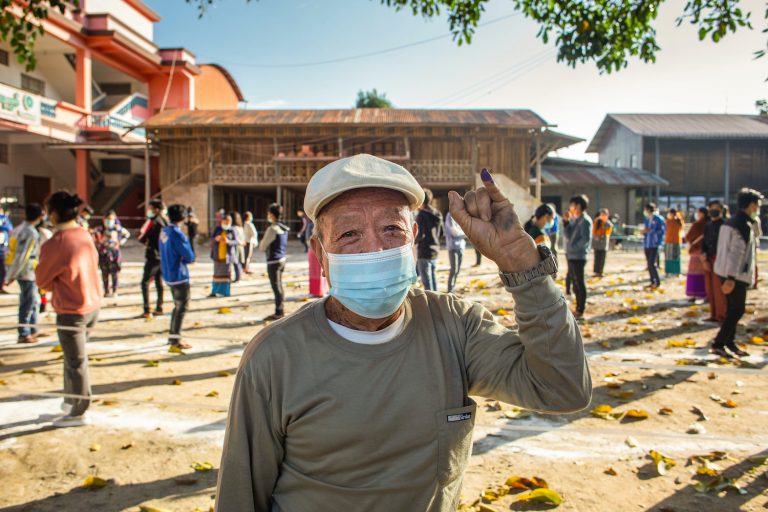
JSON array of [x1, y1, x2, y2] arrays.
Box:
[[448, 191, 472, 232]]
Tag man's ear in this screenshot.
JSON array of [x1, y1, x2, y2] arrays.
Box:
[[310, 236, 326, 277]]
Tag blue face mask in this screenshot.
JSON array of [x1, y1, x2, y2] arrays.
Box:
[[323, 242, 417, 319], [544, 219, 554, 230]]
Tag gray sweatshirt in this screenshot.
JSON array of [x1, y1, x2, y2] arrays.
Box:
[[563, 213, 593, 260], [6, 222, 40, 282], [216, 277, 592, 512]]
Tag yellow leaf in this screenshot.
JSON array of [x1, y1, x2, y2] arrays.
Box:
[[495, 308, 509, 316], [168, 345, 183, 354], [0, 379, 6, 385], [667, 339, 696, 348], [21, 368, 37, 374], [191, 461, 214, 472], [206, 390, 219, 397], [515, 488, 562, 505], [139, 506, 173, 512], [683, 310, 699, 318], [171, 379, 182, 386], [51, 345, 62, 353], [591, 404, 613, 418], [504, 476, 548, 489], [145, 360, 159, 367], [624, 409, 649, 419], [101, 399, 118, 406], [723, 400, 737, 408], [658, 407, 674, 416], [696, 465, 719, 477], [218, 307, 232, 314], [608, 390, 635, 399], [605, 382, 621, 388], [649, 450, 676, 475], [604, 467, 618, 476], [627, 317, 642, 325], [750, 336, 764, 344], [639, 326, 652, 333], [89, 443, 101, 452], [217, 370, 231, 377], [503, 408, 531, 420], [82, 475, 109, 489], [481, 489, 499, 503]]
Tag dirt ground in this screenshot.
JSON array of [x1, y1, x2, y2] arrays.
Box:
[[1, 240, 766, 512]]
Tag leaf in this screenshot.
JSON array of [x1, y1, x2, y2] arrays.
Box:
[[627, 317, 642, 325], [750, 336, 765, 344], [171, 379, 182, 386], [515, 488, 562, 505], [218, 307, 232, 314], [696, 464, 719, 477], [690, 406, 709, 421], [722, 399, 737, 408], [495, 308, 509, 316], [101, 399, 118, 406], [591, 404, 614, 418], [51, 345, 63, 352], [503, 408, 531, 420], [481, 488, 500, 503], [608, 390, 635, 399], [21, 368, 37, 374], [649, 450, 676, 475], [191, 461, 214, 472], [667, 339, 696, 348], [206, 390, 219, 397], [687, 423, 707, 435], [217, 370, 231, 377], [89, 443, 101, 452], [145, 360, 160, 367], [504, 476, 548, 490], [624, 409, 649, 419], [82, 475, 109, 489], [139, 506, 173, 512], [658, 407, 674, 416], [168, 345, 184, 354], [121, 441, 135, 450], [604, 467, 618, 476]]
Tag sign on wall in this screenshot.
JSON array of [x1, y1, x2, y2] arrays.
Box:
[[0, 83, 41, 126]]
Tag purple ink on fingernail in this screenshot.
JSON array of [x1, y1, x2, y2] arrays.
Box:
[[480, 168, 493, 183]]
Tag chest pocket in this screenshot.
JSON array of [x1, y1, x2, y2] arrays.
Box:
[[435, 400, 477, 485]]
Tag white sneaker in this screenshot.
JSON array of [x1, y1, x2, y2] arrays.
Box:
[[53, 412, 90, 428]]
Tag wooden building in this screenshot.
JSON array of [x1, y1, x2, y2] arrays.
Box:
[[587, 114, 768, 212], [144, 109, 580, 233]]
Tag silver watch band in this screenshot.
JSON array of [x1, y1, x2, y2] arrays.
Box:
[[499, 254, 557, 289]]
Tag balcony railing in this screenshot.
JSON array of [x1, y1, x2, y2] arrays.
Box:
[[81, 112, 146, 138], [211, 159, 473, 185]]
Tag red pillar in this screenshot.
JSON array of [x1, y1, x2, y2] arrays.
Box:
[[75, 48, 92, 202]]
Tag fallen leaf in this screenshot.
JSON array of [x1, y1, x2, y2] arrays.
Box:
[[101, 399, 118, 406], [627, 317, 642, 325], [707, 372, 717, 380], [171, 379, 182, 386], [722, 399, 737, 408], [206, 390, 219, 397], [504, 476, 548, 490], [694, 475, 747, 494], [608, 390, 635, 399], [145, 360, 160, 367], [121, 441, 135, 450], [82, 475, 109, 489], [218, 307, 232, 314], [515, 488, 562, 505], [624, 409, 650, 419], [649, 450, 676, 475], [217, 370, 231, 377], [139, 506, 173, 512], [495, 308, 509, 316], [750, 336, 764, 344], [667, 339, 696, 348], [503, 408, 531, 420], [89, 443, 101, 452], [51, 345, 63, 353], [690, 406, 709, 421], [591, 404, 614, 419], [604, 467, 618, 476], [21, 368, 37, 374], [658, 407, 674, 416], [168, 345, 184, 354], [191, 461, 214, 472]]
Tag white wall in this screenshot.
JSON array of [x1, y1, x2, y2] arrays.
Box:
[[86, 0, 155, 41], [0, 41, 67, 102], [0, 144, 76, 196]]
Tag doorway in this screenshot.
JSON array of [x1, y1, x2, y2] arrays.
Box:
[[23, 175, 51, 207]]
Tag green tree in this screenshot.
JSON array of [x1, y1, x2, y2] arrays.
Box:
[[2, 0, 764, 74], [757, 99, 768, 115], [355, 89, 394, 108]]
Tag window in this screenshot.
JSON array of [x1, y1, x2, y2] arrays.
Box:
[[614, 158, 622, 167], [0, 49, 8, 66], [21, 74, 45, 96], [100, 83, 132, 95], [101, 158, 131, 174], [0, 144, 8, 164], [630, 154, 638, 168]]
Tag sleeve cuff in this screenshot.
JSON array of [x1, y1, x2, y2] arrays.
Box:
[[506, 275, 562, 313]]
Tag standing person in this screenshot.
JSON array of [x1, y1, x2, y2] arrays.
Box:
[[711, 188, 763, 358], [92, 210, 130, 298], [523, 204, 554, 248], [684, 207, 708, 302], [76, 205, 94, 230], [296, 208, 309, 253], [563, 195, 592, 319], [701, 200, 727, 322], [642, 203, 666, 289], [591, 208, 613, 277], [37, 219, 53, 313], [160, 204, 196, 351], [258, 203, 289, 321], [545, 205, 560, 260], [232, 212, 246, 283], [209, 213, 239, 298], [242, 211, 258, 274], [186, 207, 199, 255], [36, 191, 102, 427], [415, 188, 442, 292], [664, 208, 684, 276], [5, 203, 44, 343], [0, 204, 14, 294], [138, 200, 167, 318], [216, 156, 590, 512], [444, 211, 467, 294]]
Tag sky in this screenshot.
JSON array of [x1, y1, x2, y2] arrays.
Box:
[[146, 0, 768, 160]]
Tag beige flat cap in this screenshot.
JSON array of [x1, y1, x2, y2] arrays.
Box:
[[303, 153, 424, 221]]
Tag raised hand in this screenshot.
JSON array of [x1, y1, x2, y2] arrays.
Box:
[[448, 168, 540, 273]]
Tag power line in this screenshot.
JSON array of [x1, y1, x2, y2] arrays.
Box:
[[198, 13, 517, 69]]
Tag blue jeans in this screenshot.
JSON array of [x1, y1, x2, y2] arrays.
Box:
[[447, 249, 463, 293], [417, 258, 438, 292], [18, 279, 39, 337]]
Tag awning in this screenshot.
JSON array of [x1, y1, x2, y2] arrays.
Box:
[[540, 157, 668, 187]]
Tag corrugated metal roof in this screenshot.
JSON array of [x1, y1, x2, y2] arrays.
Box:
[[144, 108, 550, 129], [587, 113, 768, 152], [541, 157, 668, 187]]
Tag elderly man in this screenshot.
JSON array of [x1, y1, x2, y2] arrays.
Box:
[[216, 154, 592, 512]]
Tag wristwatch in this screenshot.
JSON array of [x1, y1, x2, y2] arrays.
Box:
[[498, 245, 558, 290]]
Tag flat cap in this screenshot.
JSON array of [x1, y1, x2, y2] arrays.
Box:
[[303, 154, 424, 221]]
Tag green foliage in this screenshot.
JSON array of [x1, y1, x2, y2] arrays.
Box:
[[0, 0, 73, 72], [355, 89, 394, 108], [757, 99, 768, 115]]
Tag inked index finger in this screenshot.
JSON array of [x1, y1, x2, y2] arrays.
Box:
[[479, 168, 509, 204]]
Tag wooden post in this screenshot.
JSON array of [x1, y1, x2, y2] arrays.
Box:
[[534, 134, 542, 201], [338, 137, 344, 157], [404, 135, 410, 159], [470, 134, 478, 188], [207, 136, 214, 235], [654, 138, 661, 202], [724, 140, 731, 207], [144, 138, 150, 212]]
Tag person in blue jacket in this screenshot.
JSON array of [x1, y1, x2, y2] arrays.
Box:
[[0, 204, 14, 294], [642, 202, 666, 289], [160, 204, 196, 350]]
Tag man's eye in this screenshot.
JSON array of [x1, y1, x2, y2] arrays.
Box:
[[340, 231, 356, 239], [385, 225, 401, 232]]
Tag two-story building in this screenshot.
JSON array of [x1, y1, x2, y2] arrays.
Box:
[[586, 114, 768, 214], [0, 0, 243, 225], [143, 108, 582, 234]]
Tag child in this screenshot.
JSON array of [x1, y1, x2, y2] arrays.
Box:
[[92, 210, 130, 297]]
